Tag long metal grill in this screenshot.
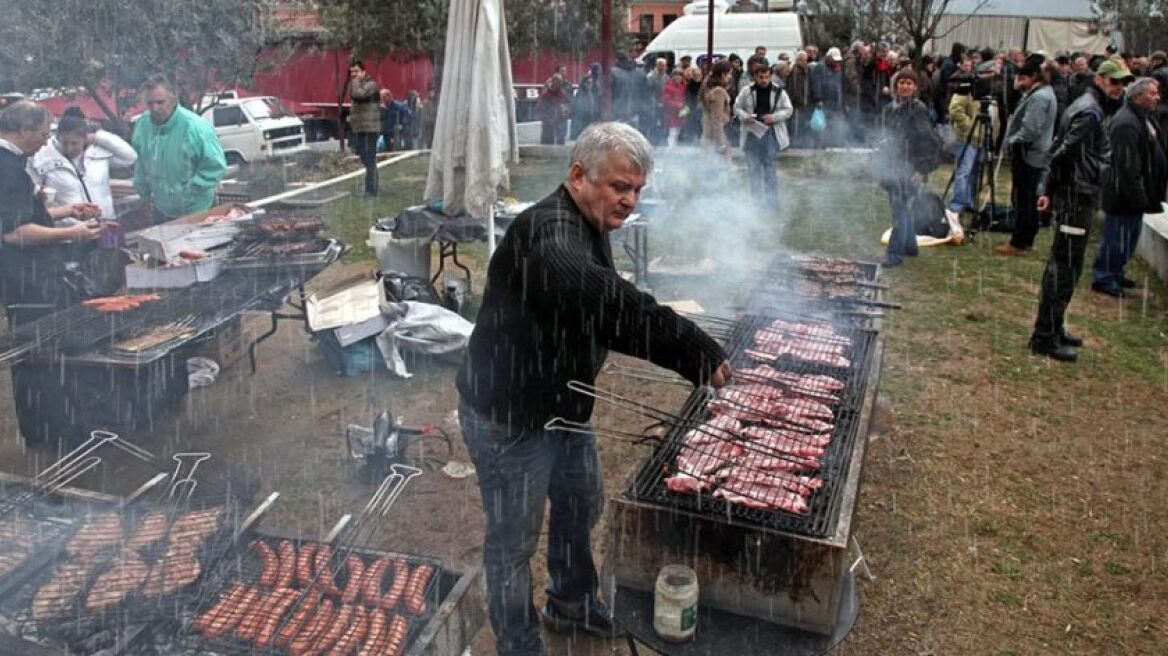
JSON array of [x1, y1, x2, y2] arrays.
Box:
[[0, 498, 240, 649], [167, 535, 443, 655], [631, 313, 878, 538]]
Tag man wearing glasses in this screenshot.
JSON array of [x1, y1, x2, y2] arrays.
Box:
[[132, 74, 226, 224]]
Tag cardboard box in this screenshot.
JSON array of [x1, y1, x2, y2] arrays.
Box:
[[194, 316, 247, 370]]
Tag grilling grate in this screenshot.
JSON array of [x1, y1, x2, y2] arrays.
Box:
[[631, 314, 878, 538], [171, 534, 443, 655]]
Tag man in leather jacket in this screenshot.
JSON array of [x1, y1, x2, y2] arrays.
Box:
[[1027, 59, 1131, 362]]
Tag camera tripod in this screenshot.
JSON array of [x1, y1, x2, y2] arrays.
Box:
[[941, 97, 1000, 243]]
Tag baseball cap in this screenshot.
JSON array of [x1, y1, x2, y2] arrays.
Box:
[[826, 47, 843, 62], [1095, 57, 1134, 81]]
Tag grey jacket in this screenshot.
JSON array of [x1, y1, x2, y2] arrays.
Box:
[[1004, 84, 1057, 168]]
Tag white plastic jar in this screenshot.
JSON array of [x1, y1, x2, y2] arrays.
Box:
[[653, 564, 699, 642]]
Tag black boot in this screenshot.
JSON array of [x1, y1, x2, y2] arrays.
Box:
[[1029, 338, 1078, 362], [1058, 330, 1084, 348]]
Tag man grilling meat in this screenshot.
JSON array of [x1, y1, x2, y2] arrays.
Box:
[[457, 121, 731, 656]]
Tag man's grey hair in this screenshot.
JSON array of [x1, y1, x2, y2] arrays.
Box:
[[571, 122, 653, 179], [0, 101, 49, 133], [1127, 76, 1158, 102], [142, 73, 177, 96]]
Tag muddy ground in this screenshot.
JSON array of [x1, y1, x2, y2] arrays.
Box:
[[1, 151, 1166, 655]]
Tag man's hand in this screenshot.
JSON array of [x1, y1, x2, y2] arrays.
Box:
[[65, 221, 103, 241], [69, 203, 102, 220], [763, 114, 776, 125], [743, 116, 756, 124], [708, 361, 733, 389], [1036, 195, 1050, 212], [910, 172, 924, 185]]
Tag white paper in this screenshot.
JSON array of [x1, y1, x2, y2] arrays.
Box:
[[745, 120, 769, 138], [305, 279, 384, 331]]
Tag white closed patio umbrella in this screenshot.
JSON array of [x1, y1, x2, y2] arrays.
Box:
[[423, 0, 519, 255]]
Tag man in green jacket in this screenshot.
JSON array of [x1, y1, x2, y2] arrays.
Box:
[[132, 74, 227, 223]]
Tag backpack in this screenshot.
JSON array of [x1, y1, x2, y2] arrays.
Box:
[[911, 190, 950, 238]]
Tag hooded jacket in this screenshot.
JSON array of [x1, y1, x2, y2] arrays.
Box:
[[31, 131, 137, 219], [131, 106, 227, 219]]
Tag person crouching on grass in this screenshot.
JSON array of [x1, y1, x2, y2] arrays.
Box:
[[874, 69, 940, 267]]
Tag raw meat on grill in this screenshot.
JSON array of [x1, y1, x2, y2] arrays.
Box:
[[755, 326, 852, 350], [741, 425, 831, 448], [746, 342, 851, 369], [84, 550, 149, 611], [713, 484, 809, 513], [665, 441, 742, 493], [721, 466, 823, 498], [681, 415, 741, 445], [734, 365, 844, 399], [741, 428, 826, 458], [140, 549, 202, 596]]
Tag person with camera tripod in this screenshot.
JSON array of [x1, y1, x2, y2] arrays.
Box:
[[947, 63, 1001, 220], [1027, 59, 1132, 362]]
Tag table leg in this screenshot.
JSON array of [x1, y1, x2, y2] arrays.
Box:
[[626, 633, 641, 655], [247, 312, 279, 375]]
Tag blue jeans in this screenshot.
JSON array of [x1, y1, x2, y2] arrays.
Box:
[[458, 400, 604, 656], [744, 130, 779, 208], [352, 132, 379, 195], [948, 142, 980, 212], [1092, 212, 1143, 289], [884, 180, 920, 264]]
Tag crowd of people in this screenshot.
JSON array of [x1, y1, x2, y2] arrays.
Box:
[[537, 41, 1168, 364]]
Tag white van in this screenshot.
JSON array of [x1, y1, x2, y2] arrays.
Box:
[[199, 95, 309, 165], [641, 12, 804, 65]]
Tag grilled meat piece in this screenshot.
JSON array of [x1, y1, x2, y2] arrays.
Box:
[[681, 416, 741, 445], [192, 582, 248, 633], [714, 479, 809, 513], [403, 564, 433, 615], [66, 513, 124, 559], [358, 609, 389, 656], [331, 604, 370, 654], [125, 511, 170, 550], [84, 550, 149, 611], [254, 540, 279, 588], [140, 546, 202, 597], [33, 561, 96, 620]]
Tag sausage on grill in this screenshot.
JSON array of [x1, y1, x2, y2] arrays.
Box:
[[357, 608, 388, 656], [288, 598, 335, 655], [275, 591, 323, 648], [384, 613, 410, 656], [253, 540, 279, 588], [403, 564, 434, 615], [362, 556, 390, 606], [203, 586, 261, 639], [313, 545, 343, 597], [378, 558, 409, 609], [341, 555, 365, 605], [192, 582, 247, 633], [297, 542, 318, 587], [275, 539, 296, 590], [306, 602, 352, 655], [329, 604, 369, 655], [255, 588, 300, 648], [236, 587, 283, 641]]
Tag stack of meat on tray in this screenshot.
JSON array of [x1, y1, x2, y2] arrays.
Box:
[[188, 538, 435, 656], [31, 507, 223, 621], [0, 517, 62, 582], [664, 318, 850, 514]]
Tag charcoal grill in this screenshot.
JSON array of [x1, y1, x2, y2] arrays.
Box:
[[609, 303, 885, 637]]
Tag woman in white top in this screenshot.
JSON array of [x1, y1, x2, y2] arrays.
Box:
[[31, 109, 137, 219]]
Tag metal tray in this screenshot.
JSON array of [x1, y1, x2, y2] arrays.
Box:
[[222, 239, 343, 271]]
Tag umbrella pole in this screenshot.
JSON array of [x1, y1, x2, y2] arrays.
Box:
[[488, 204, 497, 255]]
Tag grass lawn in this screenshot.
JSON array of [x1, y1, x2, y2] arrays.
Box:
[[310, 150, 1168, 655]]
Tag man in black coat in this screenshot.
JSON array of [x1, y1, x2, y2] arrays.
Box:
[[1091, 77, 1168, 298], [1028, 60, 1129, 362], [457, 122, 730, 656]]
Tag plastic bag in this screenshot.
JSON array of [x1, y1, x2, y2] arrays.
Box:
[[809, 107, 827, 132], [375, 301, 474, 378], [377, 135, 387, 151], [678, 106, 691, 119]]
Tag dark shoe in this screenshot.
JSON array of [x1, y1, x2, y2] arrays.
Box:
[[1058, 330, 1084, 348], [1091, 282, 1125, 298], [881, 257, 904, 268], [1029, 340, 1078, 362], [540, 599, 626, 638], [1121, 277, 1137, 289]]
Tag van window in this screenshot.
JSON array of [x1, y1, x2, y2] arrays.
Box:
[[242, 98, 293, 120], [663, 14, 678, 27], [213, 106, 245, 127]]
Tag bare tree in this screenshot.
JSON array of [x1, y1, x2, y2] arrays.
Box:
[[887, 0, 990, 57], [1095, 0, 1168, 54], [0, 0, 283, 133]]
